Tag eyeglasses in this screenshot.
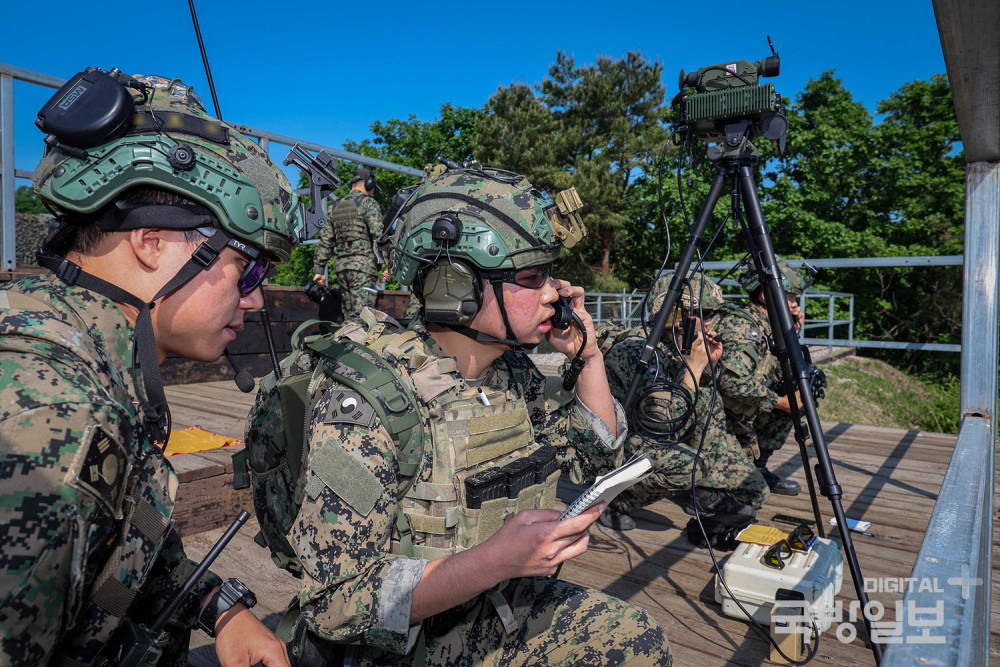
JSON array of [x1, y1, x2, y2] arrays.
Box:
[[484, 263, 552, 289], [760, 524, 817, 570], [236, 251, 273, 295], [198, 227, 273, 295]]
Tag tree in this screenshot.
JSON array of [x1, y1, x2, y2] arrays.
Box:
[[15, 185, 46, 214], [475, 51, 668, 290], [759, 72, 963, 375]]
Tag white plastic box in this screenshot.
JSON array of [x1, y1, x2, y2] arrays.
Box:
[[714, 537, 843, 639]]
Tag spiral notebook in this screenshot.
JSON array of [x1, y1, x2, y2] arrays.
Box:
[[558, 456, 653, 520]]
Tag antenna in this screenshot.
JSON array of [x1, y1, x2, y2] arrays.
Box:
[[186, 0, 283, 381], [188, 0, 223, 120]]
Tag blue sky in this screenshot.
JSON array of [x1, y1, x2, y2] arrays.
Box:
[[4, 1, 946, 186]]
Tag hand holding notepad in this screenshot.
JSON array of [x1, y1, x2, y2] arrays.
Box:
[[558, 456, 653, 520]]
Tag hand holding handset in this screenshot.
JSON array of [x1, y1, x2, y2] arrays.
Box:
[[550, 297, 587, 390]]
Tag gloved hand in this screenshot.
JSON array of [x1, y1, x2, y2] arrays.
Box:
[[686, 514, 755, 551]]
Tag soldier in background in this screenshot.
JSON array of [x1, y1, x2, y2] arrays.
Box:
[[310, 166, 383, 321], [599, 272, 769, 531], [246, 165, 670, 665], [713, 259, 809, 496], [0, 70, 300, 665]]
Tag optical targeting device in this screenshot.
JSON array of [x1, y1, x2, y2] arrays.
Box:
[[674, 37, 787, 161]]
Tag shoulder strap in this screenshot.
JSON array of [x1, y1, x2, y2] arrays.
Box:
[[305, 336, 424, 478], [500, 350, 529, 387]]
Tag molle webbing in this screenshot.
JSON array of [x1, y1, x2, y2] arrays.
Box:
[[90, 496, 171, 617], [330, 196, 369, 249]]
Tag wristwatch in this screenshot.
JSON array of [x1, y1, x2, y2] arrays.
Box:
[[198, 577, 257, 637]]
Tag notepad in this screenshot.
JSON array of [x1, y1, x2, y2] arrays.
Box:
[[558, 456, 653, 520]]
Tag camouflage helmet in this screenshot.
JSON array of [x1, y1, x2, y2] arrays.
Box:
[[33, 69, 304, 262], [739, 257, 809, 295], [383, 166, 586, 285], [378, 165, 586, 327], [648, 271, 725, 321]]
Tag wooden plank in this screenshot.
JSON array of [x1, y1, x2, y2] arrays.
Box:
[[167, 452, 224, 484]]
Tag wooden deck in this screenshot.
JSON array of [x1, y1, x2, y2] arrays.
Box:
[[169, 381, 997, 666]]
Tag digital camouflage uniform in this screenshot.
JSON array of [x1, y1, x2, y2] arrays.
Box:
[[601, 327, 770, 510], [0, 275, 221, 665], [2, 69, 305, 665], [245, 316, 669, 665], [312, 188, 383, 321], [713, 302, 781, 459], [714, 258, 809, 461]]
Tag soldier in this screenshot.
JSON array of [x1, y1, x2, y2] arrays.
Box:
[[0, 70, 304, 665], [245, 166, 670, 665], [311, 166, 383, 321], [713, 258, 809, 496], [599, 272, 769, 531]]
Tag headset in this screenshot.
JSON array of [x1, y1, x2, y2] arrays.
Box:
[[353, 168, 376, 193], [415, 214, 483, 324]]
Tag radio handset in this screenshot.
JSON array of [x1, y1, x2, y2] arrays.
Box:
[[550, 296, 574, 331], [550, 297, 587, 390]]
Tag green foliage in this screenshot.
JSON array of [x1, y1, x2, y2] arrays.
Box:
[[756, 72, 964, 376], [475, 51, 668, 289], [15, 185, 46, 214], [282, 104, 483, 289], [299, 54, 964, 384], [271, 243, 315, 286]]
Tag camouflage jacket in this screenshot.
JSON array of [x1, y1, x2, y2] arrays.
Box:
[[269, 316, 625, 655], [713, 303, 780, 418], [0, 274, 221, 665], [600, 325, 694, 430], [311, 189, 383, 273]]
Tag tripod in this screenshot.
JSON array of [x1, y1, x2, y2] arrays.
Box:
[[624, 155, 883, 665]]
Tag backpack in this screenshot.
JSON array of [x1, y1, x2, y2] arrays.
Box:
[[233, 317, 425, 578]]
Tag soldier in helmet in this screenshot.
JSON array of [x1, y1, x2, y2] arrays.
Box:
[[246, 165, 670, 665], [713, 258, 810, 496], [0, 69, 306, 664], [598, 271, 770, 531], [311, 166, 383, 321]]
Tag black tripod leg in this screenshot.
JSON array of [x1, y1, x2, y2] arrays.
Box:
[[789, 398, 826, 537], [623, 167, 728, 411], [737, 164, 883, 664]]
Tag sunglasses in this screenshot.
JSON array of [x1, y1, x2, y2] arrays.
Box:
[[198, 227, 273, 295], [484, 263, 553, 289], [760, 524, 817, 570]]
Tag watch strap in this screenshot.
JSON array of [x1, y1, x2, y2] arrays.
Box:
[[198, 577, 256, 637]]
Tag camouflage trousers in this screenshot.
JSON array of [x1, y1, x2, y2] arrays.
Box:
[[335, 266, 378, 322], [352, 577, 670, 666], [619, 388, 770, 510], [753, 408, 796, 453]]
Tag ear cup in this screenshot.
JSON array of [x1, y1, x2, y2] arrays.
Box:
[[365, 175, 376, 192], [418, 260, 482, 324]]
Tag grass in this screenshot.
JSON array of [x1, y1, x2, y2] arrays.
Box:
[[816, 354, 960, 434]]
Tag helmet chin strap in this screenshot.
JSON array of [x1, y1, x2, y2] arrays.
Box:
[[443, 280, 534, 351], [36, 224, 232, 448]]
